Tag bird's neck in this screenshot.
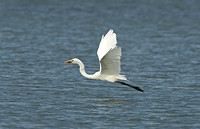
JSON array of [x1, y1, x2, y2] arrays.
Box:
[[77, 60, 96, 79]]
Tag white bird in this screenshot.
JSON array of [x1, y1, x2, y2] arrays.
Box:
[[65, 29, 143, 92]]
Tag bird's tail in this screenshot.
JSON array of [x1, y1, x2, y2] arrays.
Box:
[[116, 81, 144, 92], [127, 80, 138, 86]]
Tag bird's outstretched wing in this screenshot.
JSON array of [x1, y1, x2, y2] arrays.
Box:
[[100, 47, 121, 75], [97, 29, 117, 61], [97, 30, 121, 75]]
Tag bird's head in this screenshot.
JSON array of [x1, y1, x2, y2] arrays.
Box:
[[64, 58, 79, 65]]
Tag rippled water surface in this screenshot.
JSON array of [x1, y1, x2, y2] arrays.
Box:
[[0, 0, 200, 128]]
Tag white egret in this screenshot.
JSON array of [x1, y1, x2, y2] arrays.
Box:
[[65, 29, 143, 92]]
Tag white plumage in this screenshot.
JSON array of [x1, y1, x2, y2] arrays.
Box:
[[97, 29, 117, 61], [65, 29, 143, 92]]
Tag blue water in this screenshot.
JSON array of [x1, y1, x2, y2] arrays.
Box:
[[0, 0, 200, 128]]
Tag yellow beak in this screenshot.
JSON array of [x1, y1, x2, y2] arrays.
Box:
[[64, 60, 73, 64]]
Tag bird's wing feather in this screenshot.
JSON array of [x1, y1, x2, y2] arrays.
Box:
[[100, 47, 121, 75], [97, 29, 117, 61]]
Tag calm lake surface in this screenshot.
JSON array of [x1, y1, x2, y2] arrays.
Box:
[[0, 0, 200, 128]]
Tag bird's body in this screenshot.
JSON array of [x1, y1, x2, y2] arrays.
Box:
[[71, 58, 126, 82], [65, 30, 143, 92]]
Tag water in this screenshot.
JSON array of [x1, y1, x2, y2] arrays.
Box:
[[0, 0, 200, 128]]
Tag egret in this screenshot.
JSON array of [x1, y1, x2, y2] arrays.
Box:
[[65, 29, 143, 92]]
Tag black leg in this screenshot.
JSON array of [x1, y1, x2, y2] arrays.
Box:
[[116, 81, 144, 92]]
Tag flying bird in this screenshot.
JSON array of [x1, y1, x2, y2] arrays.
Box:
[[65, 29, 143, 92]]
